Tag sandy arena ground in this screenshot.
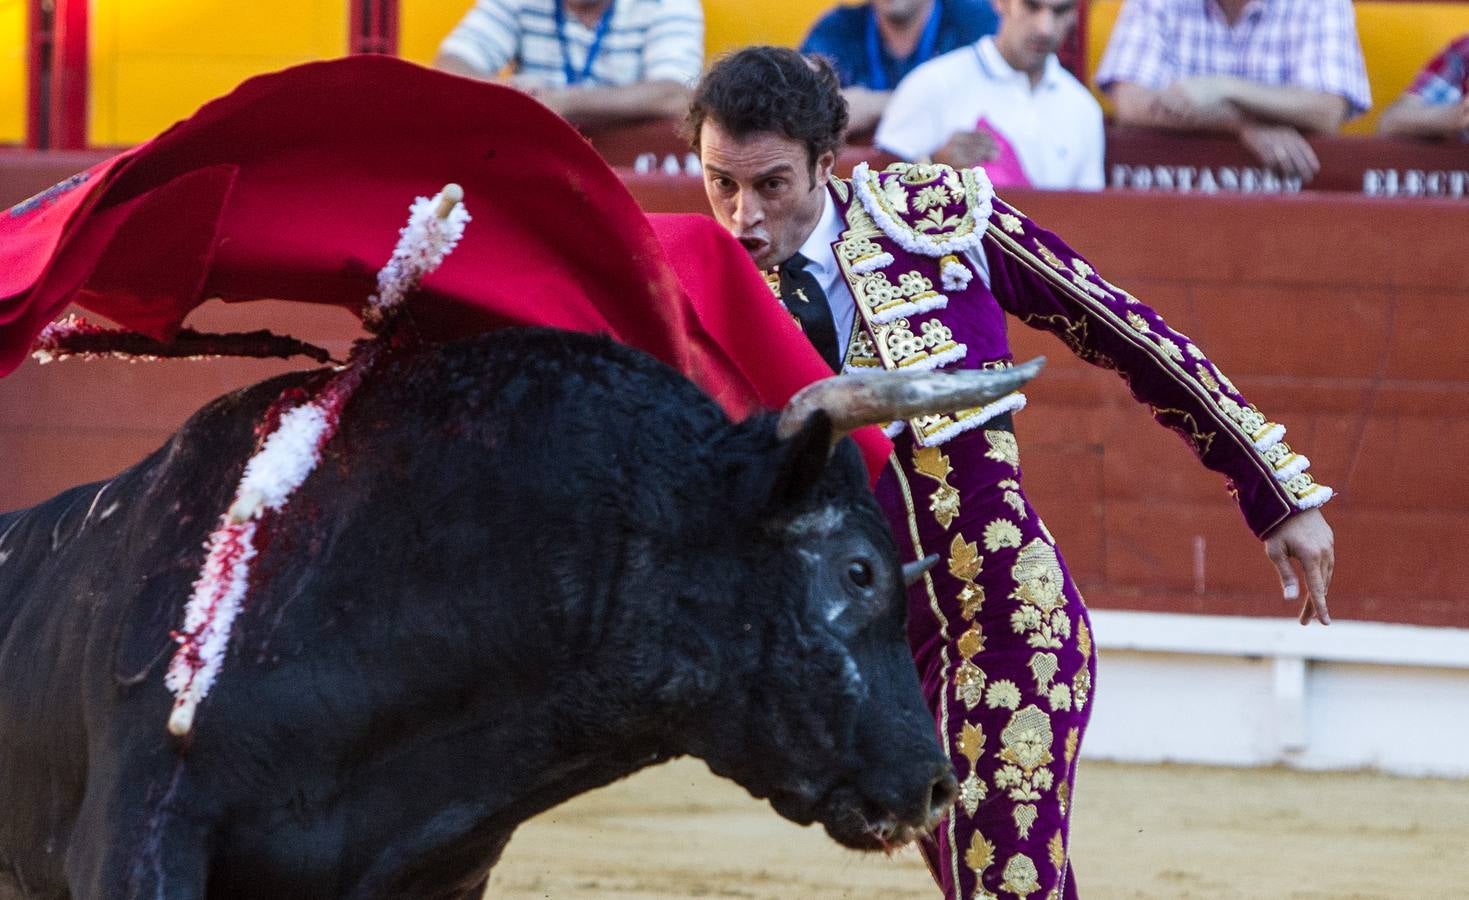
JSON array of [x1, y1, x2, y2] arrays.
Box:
[[484, 757, 1468, 899]]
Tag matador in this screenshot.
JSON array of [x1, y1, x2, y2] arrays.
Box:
[[688, 47, 1336, 900]]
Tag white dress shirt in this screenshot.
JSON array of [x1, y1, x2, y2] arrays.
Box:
[[875, 37, 1106, 191]]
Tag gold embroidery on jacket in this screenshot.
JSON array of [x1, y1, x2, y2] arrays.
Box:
[[950, 533, 983, 582], [1073, 618, 1093, 711], [1151, 406, 1218, 457], [985, 211, 1301, 513], [855, 269, 946, 321], [984, 518, 1023, 551], [997, 704, 1056, 839], [860, 162, 991, 243], [1019, 311, 1094, 362], [1029, 652, 1060, 694], [986, 679, 1022, 710], [985, 430, 1021, 467], [1036, 240, 1067, 270], [844, 326, 880, 369], [959, 771, 988, 817], [1004, 490, 1028, 519], [913, 445, 961, 528], [1155, 334, 1184, 361], [956, 661, 987, 709], [1072, 667, 1092, 711], [1010, 538, 1070, 650], [834, 176, 1001, 443], [960, 721, 987, 765], [966, 832, 997, 881], [1049, 830, 1067, 874], [958, 624, 987, 660], [958, 721, 988, 815], [1001, 854, 1042, 899], [949, 533, 987, 624], [890, 457, 964, 884]]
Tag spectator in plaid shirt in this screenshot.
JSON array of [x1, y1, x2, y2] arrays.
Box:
[[1379, 34, 1469, 141], [1095, 0, 1371, 182]]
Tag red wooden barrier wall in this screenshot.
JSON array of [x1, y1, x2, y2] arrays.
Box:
[[3, 170, 1466, 630]]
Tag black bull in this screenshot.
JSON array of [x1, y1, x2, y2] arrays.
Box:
[[0, 328, 1036, 899]]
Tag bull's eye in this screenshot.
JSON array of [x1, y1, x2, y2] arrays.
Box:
[[847, 560, 874, 588]]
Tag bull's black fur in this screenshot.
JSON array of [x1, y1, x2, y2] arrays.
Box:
[[0, 328, 953, 899]]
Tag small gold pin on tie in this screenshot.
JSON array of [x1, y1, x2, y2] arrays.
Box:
[[794, 287, 810, 304]]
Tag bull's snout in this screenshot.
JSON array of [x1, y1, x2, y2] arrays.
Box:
[[877, 758, 958, 837], [921, 764, 960, 831], [814, 758, 958, 851]]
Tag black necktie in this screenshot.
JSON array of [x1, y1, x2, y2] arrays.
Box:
[[778, 252, 842, 372]]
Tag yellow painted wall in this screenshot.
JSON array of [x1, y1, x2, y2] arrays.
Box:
[[1, 1, 25, 144], [76, 0, 1469, 146], [399, 0, 837, 67], [702, 0, 836, 59], [89, 0, 348, 146], [399, 0, 473, 64], [1084, 0, 1469, 135]]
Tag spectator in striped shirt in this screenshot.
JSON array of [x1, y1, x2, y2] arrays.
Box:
[[434, 0, 704, 129], [1095, 0, 1371, 182], [1378, 34, 1469, 142]]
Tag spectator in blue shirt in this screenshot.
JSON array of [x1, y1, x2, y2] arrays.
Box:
[[800, 0, 999, 135]]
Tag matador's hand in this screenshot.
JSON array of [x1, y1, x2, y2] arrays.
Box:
[[1263, 508, 1335, 626]]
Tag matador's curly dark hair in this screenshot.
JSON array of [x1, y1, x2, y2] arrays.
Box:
[[684, 46, 849, 172]]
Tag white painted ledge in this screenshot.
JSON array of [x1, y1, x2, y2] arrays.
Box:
[[1091, 609, 1469, 670], [1080, 610, 1469, 779]]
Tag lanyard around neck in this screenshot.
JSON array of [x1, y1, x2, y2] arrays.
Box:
[[864, 0, 943, 92], [554, 0, 616, 86]]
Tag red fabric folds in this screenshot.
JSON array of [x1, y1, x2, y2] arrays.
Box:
[[0, 56, 890, 475]]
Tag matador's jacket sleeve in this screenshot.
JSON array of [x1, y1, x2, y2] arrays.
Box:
[[980, 195, 1332, 538]]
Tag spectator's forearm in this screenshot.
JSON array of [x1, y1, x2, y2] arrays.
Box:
[[548, 80, 691, 130], [1377, 98, 1464, 140], [843, 87, 893, 136], [1109, 83, 1246, 135], [433, 52, 492, 81], [1216, 79, 1349, 133]]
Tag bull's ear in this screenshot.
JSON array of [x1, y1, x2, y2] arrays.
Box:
[[755, 410, 835, 514]]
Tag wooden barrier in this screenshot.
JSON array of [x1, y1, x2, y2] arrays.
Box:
[[1105, 126, 1469, 198], [3, 155, 1466, 629], [6, 119, 1464, 202], [586, 120, 1469, 198]]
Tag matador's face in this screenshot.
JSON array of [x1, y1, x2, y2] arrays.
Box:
[[697, 119, 835, 273]]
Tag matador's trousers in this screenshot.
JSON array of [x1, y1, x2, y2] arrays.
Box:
[[875, 427, 1096, 900]]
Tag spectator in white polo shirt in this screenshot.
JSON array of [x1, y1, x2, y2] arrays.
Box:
[[434, 0, 704, 129], [873, 0, 1102, 190]]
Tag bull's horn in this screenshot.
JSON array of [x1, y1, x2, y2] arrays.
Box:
[[776, 357, 1045, 441], [902, 554, 940, 587]]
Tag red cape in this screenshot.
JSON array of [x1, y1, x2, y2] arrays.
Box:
[[0, 56, 889, 476]]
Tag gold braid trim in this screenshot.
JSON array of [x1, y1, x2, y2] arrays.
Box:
[[982, 218, 1304, 517], [890, 457, 965, 892]]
